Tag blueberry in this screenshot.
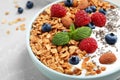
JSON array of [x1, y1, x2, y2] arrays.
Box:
[[64, 0, 73, 7], [99, 8, 106, 15], [26, 1, 34, 9], [42, 23, 52, 32], [88, 23, 95, 29], [18, 7, 23, 14], [69, 56, 80, 65], [85, 7, 93, 13], [105, 33, 117, 45], [90, 6, 96, 12]]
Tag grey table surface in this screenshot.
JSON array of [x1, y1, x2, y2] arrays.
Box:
[[0, 0, 56, 80]]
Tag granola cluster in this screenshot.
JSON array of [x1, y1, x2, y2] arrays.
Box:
[[30, 0, 114, 76]]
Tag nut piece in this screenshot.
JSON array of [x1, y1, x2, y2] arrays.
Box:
[[100, 66, 106, 71], [78, 0, 89, 10], [95, 69, 101, 74], [73, 0, 78, 7], [61, 16, 73, 28], [73, 68, 82, 75], [99, 52, 117, 64]]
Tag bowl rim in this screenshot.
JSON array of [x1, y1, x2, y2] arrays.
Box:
[[26, 0, 120, 79]]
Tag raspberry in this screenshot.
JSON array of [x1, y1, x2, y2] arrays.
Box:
[[75, 10, 91, 27], [79, 38, 98, 53], [51, 4, 67, 18], [91, 12, 106, 27]]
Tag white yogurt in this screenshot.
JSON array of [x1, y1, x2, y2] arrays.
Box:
[[72, 8, 120, 76]]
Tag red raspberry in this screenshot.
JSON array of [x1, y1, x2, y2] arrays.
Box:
[[91, 12, 106, 27], [51, 4, 67, 18], [75, 10, 91, 27], [79, 38, 98, 53]]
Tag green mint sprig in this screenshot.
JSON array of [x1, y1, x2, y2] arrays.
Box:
[[52, 32, 70, 46], [52, 24, 92, 46]]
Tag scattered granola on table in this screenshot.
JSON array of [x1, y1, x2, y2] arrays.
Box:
[[30, 0, 120, 76]]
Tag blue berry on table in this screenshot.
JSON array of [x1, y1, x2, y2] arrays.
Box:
[[90, 6, 96, 12], [18, 7, 23, 14], [85, 7, 93, 13], [105, 33, 117, 45], [99, 8, 106, 15], [26, 1, 34, 9], [41, 23, 52, 32], [64, 0, 73, 7], [69, 56, 80, 65]]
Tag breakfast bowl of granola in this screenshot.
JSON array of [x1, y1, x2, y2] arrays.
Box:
[[27, 0, 120, 80]]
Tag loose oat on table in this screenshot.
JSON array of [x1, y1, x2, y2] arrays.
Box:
[[1, 19, 7, 24], [8, 18, 26, 26], [20, 24, 26, 31], [6, 30, 10, 35], [5, 11, 10, 15], [15, 27, 19, 31]]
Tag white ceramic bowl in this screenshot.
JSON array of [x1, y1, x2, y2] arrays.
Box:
[[26, 0, 120, 80]]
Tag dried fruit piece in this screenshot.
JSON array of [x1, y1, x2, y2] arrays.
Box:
[[99, 52, 117, 64]]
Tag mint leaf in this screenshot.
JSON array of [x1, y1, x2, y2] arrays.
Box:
[[70, 24, 75, 32], [71, 27, 92, 40], [52, 32, 70, 46]]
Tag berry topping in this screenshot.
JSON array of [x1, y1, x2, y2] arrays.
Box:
[[99, 8, 106, 15], [71, 26, 92, 40], [99, 52, 117, 64], [64, 0, 73, 7], [90, 6, 97, 12], [18, 7, 24, 14], [91, 12, 106, 27], [51, 4, 67, 18], [75, 10, 91, 27], [26, 1, 34, 9], [69, 56, 80, 65], [41, 23, 52, 32], [52, 32, 70, 46], [79, 38, 98, 53], [105, 33, 117, 45], [87, 22, 95, 29], [85, 7, 93, 13]]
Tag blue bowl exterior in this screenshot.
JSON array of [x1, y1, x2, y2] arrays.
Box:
[[26, 0, 120, 80]]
